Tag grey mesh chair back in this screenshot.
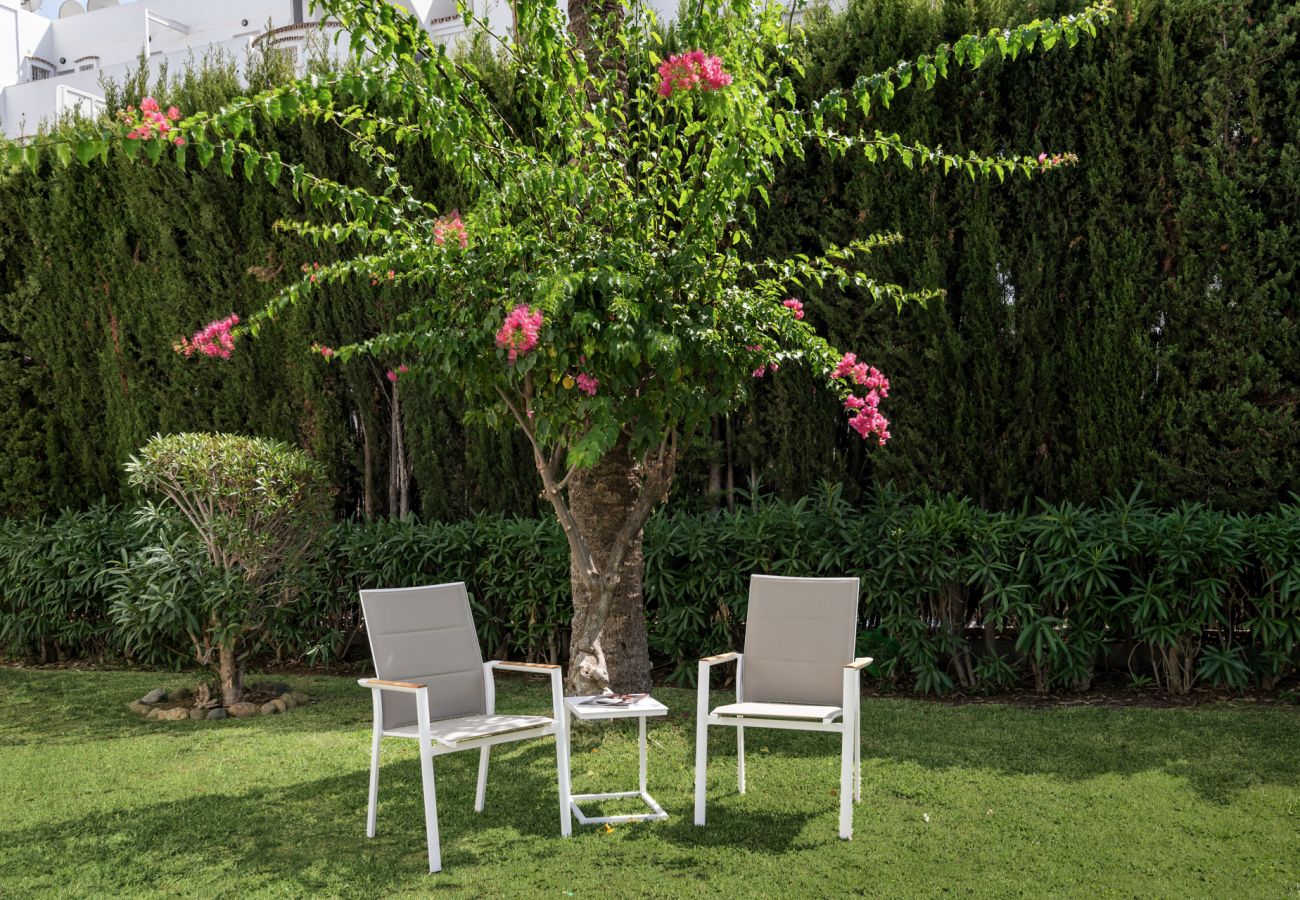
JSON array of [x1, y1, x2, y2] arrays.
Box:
[[741, 575, 860, 706], [360, 583, 487, 729]]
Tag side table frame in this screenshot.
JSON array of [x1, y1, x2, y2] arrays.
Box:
[[564, 696, 669, 825]]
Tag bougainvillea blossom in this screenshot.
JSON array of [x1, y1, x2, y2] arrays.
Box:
[[575, 372, 599, 396], [657, 50, 732, 97], [434, 210, 468, 248], [830, 352, 892, 443], [494, 304, 544, 363], [120, 97, 184, 145], [175, 314, 239, 359], [782, 298, 805, 320]]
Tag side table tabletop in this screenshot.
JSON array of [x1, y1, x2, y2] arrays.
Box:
[[564, 694, 670, 825]]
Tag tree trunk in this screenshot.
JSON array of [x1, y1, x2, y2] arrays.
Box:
[[218, 641, 243, 706], [724, 413, 736, 512], [390, 380, 411, 520], [358, 395, 376, 522], [565, 441, 654, 694], [708, 415, 722, 506]]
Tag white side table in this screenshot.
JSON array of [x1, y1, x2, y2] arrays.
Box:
[[564, 694, 669, 825]]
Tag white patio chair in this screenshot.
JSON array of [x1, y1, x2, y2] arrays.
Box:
[[693, 574, 872, 839], [358, 582, 572, 873]]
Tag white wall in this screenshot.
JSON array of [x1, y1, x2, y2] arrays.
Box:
[[1, 0, 312, 137]]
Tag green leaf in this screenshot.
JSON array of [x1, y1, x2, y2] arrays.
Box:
[[194, 141, 214, 169], [265, 151, 282, 187], [219, 140, 235, 177]]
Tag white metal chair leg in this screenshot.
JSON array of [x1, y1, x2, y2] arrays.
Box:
[[838, 720, 854, 840], [694, 667, 710, 826], [854, 700, 862, 803], [839, 667, 857, 840], [416, 708, 441, 872], [737, 725, 746, 794], [366, 694, 383, 838], [474, 746, 490, 813]]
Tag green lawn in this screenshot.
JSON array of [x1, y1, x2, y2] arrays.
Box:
[[1, 667, 1297, 898]]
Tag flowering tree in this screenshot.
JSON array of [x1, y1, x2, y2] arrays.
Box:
[[24, 0, 1111, 692]]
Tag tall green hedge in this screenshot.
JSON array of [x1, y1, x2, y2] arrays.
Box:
[[4, 495, 1298, 695], [727, 0, 1300, 511], [1, 0, 1297, 518], [0, 51, 540, 521]]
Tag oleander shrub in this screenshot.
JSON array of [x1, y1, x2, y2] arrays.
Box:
[[0, 503, 137, 664], [3, 488, 1299, 695], [120, 433, 332, 705]]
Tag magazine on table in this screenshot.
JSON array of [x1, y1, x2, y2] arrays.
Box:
[[580, 692, 649, 708]]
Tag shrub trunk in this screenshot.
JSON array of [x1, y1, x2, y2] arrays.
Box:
[[218, 642, 244, 706]]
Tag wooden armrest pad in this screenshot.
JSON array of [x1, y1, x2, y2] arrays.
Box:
[[845, 657, 874, 670], [700, 652, 740, 664], [493, 661, 561, 670], [362, 678, 426, 690]]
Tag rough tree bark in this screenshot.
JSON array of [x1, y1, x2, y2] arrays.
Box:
[[566, 442, 653, 692]]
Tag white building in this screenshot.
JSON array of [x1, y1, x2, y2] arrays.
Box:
[[1, 0, 812, 140], [2, 0, 653, 140]]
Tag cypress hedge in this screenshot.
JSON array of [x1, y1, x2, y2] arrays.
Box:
[[1, 0, 1297, 519]]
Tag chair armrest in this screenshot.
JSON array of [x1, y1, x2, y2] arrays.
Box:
[[358, 678, 427, 694], [488, 660, 561, 674], [484, 661, 566, 725], [844, 657, 874, 671], [697, 653, 742, 721]]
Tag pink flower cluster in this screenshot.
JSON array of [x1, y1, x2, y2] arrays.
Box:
[[495, 304, 543, 363], [1036, 151, 1078, 168], [747, 344, 780, 379], [575, 372, 599, 396], [832, 352, 891, 445], [175, 314, 239, 359], [657, 51, 733, 98], [783, 298, 805, 320], [120, 97, 183, 145], [434, 210, 468, 249], [312, 343, 335, 360], [386, 364, 410, 383]]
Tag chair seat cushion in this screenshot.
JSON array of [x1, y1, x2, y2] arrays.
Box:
[[711, 701, 842, 722], [383, 713, 553, 744]]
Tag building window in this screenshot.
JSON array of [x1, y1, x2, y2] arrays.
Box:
[[27, 60, 54, 81]]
